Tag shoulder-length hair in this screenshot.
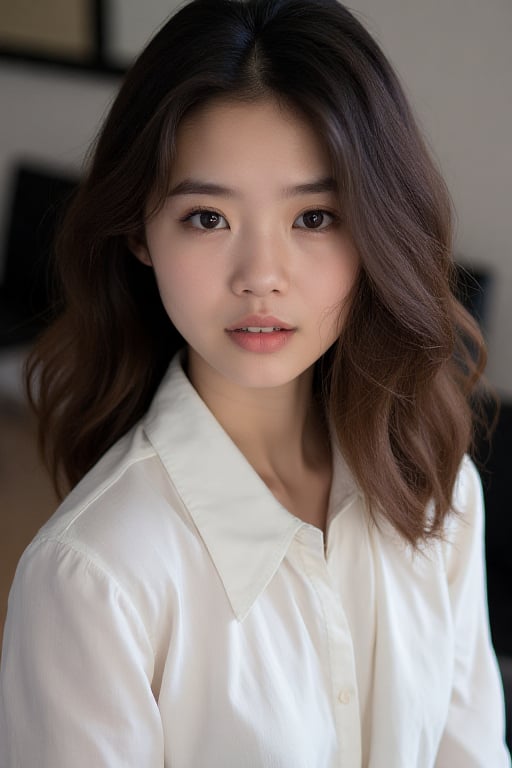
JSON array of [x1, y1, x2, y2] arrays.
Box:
[[27, 0, 486, 545]]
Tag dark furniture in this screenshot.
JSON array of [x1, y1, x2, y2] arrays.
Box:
[[475, 400, 512, 750], [0, 163, 78, 347]]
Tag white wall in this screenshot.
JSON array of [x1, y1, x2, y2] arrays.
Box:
[[1, 0, 511, 393], [106, 0, 183, 66]]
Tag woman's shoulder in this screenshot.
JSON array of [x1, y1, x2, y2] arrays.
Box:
[[376, 455, 485, 578], [444, 454, 484, 537], [21, 421, 201, 616], [40, 424, 179, 530], [438, 454, 486, 582]]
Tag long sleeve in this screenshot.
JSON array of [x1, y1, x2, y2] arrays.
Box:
[[0, 537, 164, 768], [435, 457, 511, 767]]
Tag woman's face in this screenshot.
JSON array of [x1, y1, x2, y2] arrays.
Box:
[[133, 98, 360, 394]]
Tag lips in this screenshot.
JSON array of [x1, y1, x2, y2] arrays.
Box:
[[226, 315, 294, 332], [225, 315, 295, 353]]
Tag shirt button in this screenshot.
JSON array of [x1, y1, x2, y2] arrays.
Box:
[[338, 689, 351, 705]]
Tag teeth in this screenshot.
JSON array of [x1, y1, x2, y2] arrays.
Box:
[[241, 326, 281, 333]]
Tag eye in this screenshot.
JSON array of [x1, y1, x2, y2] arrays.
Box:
[[294, 209, 335, 230], [182, 209, 229, 230]]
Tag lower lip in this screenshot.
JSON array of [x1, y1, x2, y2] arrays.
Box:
[[226, 329, 295, 353]]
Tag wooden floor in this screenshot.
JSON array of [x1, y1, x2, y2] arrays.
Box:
[[0, 394, 58, 648]]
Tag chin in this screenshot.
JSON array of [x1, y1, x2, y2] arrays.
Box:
[[222, 358, 314, 391], [187, 342, 319, 393]]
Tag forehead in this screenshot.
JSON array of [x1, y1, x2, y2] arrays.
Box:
[[171, 97, 332, 184]]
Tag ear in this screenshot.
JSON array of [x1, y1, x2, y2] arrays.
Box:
[[127, 235, 152, 267]]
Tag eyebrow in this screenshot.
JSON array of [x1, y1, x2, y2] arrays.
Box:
[[167, 177, 337, 198]]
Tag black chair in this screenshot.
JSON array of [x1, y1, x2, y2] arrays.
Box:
[[0, 163, 78, 347]]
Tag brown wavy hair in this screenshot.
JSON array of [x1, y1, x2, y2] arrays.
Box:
[[27, 0, 487, 545]]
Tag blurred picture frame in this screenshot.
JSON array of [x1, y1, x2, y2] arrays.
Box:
[[0, 0, 122, 73], [0, 0, 183, 73]]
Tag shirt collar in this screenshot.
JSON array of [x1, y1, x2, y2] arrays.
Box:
[[143, 354, 359, 621]]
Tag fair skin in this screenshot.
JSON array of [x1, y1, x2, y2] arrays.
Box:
[[133, 98, 360, 532]]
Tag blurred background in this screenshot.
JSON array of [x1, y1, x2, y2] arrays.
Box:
[[0, 0, 511, 734]]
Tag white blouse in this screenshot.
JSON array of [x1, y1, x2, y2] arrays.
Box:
[[0, 355, 510, 767]]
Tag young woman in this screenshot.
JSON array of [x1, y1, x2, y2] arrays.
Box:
[[0, 0, 509, 765]]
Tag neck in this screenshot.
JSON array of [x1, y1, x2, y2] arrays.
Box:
[[186, 352, 329, 477]]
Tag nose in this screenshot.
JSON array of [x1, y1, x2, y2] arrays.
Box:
[[229, 230, 290, 297]]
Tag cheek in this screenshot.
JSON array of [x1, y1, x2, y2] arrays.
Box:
[[152, 256, 204, 304], [314, 251, 360, 334], [149, 258, 186, 325], [151, 256, 222, 340], [315, 251, 360, 307]]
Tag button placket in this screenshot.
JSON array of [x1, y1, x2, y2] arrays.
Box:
[[297, 526, 362, 767]]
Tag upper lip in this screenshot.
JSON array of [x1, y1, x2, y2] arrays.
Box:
[[226, 315, 294, 331]]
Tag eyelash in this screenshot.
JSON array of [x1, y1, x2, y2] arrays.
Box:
[[179, 207, 340, 231], [180, 207, 227, 230]]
